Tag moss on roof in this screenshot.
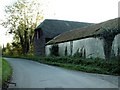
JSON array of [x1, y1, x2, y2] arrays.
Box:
[[47, 18, 120, 45]]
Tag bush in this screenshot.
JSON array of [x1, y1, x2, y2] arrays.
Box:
[[65, 46, 68, 56], [4, 55, 119, 76], [49, 44, 59, 56], [73, 47, 86, 58]]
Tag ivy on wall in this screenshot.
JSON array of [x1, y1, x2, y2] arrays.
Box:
[[65, 46, 68, 56], [49, 44, 59, 56], [73, 46, 86, 58], [100, 27, 119, 60]]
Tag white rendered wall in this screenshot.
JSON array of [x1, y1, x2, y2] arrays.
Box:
[[45, 42, 71, 56], [45, 37, 105, 59], [58, 42, 71, 56], [45, 45, 52, 56], [72, 38, 105, 59], [112, 34, 120, 56]]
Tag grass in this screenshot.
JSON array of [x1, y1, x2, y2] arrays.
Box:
[[4, 55, 120, 76], [0, 58, 2, 87], [3, 55, 120, 76], [2, 58, 12, 85]]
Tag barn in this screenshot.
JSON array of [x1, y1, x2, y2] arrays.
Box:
[[46, 18, 120, 59], [34, 19, 93, 56]]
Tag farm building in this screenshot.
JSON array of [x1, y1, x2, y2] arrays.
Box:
[[46, 18, 120, 59], [34, 19, 93, 56]]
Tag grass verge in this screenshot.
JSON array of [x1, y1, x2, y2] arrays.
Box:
[[2, 58, 12, 86], [4, 55, 120, 76], [0, 58, 2, 87]]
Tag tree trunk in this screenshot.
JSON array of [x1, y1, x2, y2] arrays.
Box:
[[18, 29, 26, 55], [18, 28, 30, 55], [23, 28, 30, 54]]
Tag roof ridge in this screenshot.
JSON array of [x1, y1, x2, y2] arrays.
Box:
[[43, 19, 93, 24]]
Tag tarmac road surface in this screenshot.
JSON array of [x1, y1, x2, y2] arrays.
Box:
[[5, 58, 119, 88]]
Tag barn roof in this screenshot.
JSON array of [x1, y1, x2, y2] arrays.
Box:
[[47, 18, 120, 45], [36, 19, 93, 38]]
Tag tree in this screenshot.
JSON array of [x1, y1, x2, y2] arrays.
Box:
[[100, 27, 119, 60], [2, 43, 13, 55], [11, 42, 22, 55], [1, 0, 43, 54]]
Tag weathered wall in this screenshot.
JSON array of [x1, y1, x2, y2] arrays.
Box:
[[72, 38, 105, 58], [45, 45, 52, 56], [45, 42, 71, 56], [34, 30, 45, 56], [45, 37, 105, 59], [58, 42, 71, 56], [112, 34, 120, 56]]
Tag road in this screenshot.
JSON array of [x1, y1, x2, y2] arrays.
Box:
[[5, 58, 118, 88]]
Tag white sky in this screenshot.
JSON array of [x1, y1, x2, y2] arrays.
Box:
[[0, 0, 119, 46]]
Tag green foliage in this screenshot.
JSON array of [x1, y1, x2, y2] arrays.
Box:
[[4, 55, 120, 76], [49, 45, 59, 56], [2, 43, 13, 56], [100, 27, 119, 39], [100, 27, 119, 60], [2, 42, 23, 56], [0, 58, 2, 86], [1, 0, 43, 55], [11, 42, 22, 55], [73, 48, 81, 57], [2, 58, 12, 85], [65, 46, 67, 56], [117, 47, 120, 56], [73, 47, 86, 58]]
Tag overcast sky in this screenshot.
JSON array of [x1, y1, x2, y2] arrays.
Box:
[[0, 0, 119, 46]]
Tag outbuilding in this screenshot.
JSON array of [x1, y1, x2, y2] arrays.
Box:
[[34, 19, 93, 56], [46, 18, 120, 59]]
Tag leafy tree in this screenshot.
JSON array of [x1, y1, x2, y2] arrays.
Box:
[[2, 43, 13, 55], [100, 27, 119, 60], [11, 42, 22, 55], [1, 0, 43, 54]]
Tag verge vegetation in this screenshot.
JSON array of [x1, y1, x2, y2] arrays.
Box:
[[2, 58, 12, 88], [0, 58, 2, 87], [4, 55, 120, 76]]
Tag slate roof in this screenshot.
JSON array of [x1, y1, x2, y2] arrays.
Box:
[[47, 18, 120, 45], [35, 19, 93, 38]]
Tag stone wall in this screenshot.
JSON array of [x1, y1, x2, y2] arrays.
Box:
[[34, 29, 45, 56]]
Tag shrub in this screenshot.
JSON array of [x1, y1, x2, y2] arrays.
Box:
[[65, 46, 68, 56], [49, 44, 59, 56], [4, 55, 120, 75], [73, 47, 86, 58]]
